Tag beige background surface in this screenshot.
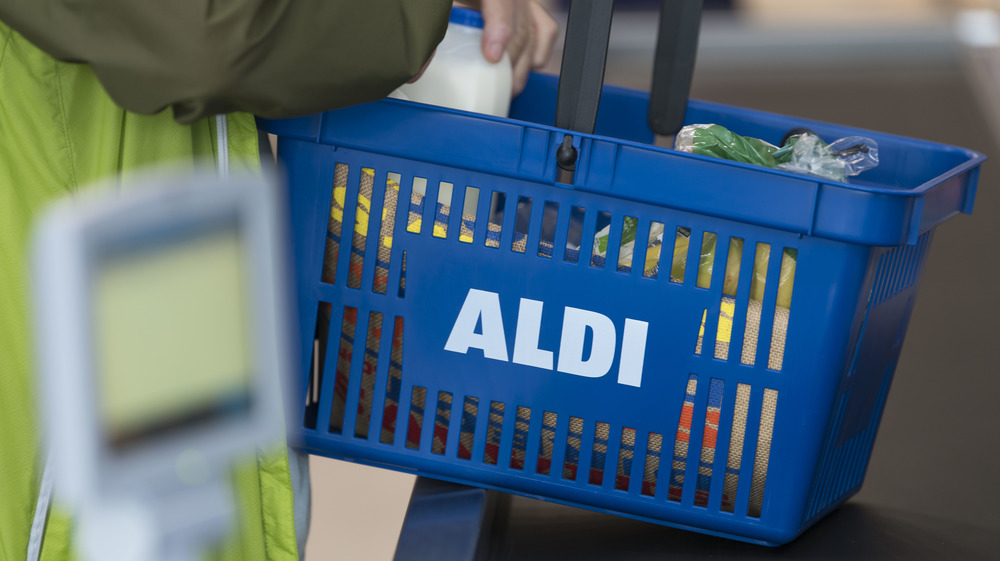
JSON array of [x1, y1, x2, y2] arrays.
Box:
[[305, 459, 415, 561]]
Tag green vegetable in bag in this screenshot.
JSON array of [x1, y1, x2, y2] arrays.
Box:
[[595, 216, 639, 255], [675, 124, 879, 184], [675, 124, 782, 167]]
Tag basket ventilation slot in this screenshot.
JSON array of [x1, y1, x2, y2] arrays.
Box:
[[329, 307, 357, 434], [354, 311, 383, 439], [616, 216, 638, 272], [379, 317, 404, 444], [373, 174, 402, 294], [512, 197, 533, 253], [590, 212, 613, 268], [433, 182, 454, 239], [590, 422, 611, 484], [346, 169, 377, 289], [721, 383, 752, 513], [748, 389, 778, 518], [695, 379, 725, 507], [669, 227, 689, 283], [717, 240, 744, 360], [304, 302, 333, 430], [643, 221, 665, 279], [510, 406, 532, 469], [457, 396, 480, 460], [321, 164, 348, 284], [484, 401, 505, 465], [741, 243, 770, 366], [768, 251, 796, 371], [565, 206, 585, 263], [538, 201, 559, 258], [431, 391, 453, 455], [459, 187, 480, 244], [668, 375, 699, 501], [406, 178, 427, 234], [405, 386, 427, 450], [537, 411, 558, 475], [485, 192, 506, 248], [641, 432, 663, 496], [615, 427, 637, 491], [563, 416, 584, 479], [695, 233, 716, 288]]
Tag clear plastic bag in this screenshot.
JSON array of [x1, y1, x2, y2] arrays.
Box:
[[775, 134, 879, 183], [676, 124, 879, 183]]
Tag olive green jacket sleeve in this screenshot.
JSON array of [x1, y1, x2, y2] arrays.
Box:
[[0, 0, 450, 123]]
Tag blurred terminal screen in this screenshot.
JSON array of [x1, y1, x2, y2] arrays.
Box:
[[93, 221, 254, 451]]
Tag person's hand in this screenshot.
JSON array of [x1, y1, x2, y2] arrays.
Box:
[[460, 1, 559, 95]]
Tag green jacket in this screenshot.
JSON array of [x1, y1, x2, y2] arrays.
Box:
[[0, 3, 448, 560], [0, 0, 450, 123]]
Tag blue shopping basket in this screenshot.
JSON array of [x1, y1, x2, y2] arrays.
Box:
[[258, 4, 983, 541]]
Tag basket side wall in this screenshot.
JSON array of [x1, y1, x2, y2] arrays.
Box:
[[802, 233, 935, 526]]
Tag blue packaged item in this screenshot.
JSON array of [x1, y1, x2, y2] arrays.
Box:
[[258, 73, 984, 545]]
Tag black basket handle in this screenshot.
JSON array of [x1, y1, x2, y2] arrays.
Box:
[[555, 0, 615, 135], [649, 0, 703, 136], [554, 0, 703, 182]]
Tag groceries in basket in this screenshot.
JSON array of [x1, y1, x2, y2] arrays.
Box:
[[594, 219, 795, 368], [675, 124, 879, 183], [595, 222, 795, 306]]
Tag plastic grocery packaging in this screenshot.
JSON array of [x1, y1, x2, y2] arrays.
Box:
[[676, 124, 879, 183], [594, 222, 796, 308]]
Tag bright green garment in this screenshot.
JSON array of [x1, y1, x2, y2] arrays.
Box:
[[1, 23, 297, 561]]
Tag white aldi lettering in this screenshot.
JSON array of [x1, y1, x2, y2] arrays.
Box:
[[444, 289, 509, 361], [443, 288, 649, 387]]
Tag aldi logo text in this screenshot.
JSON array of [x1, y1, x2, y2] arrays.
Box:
[[444, 289, 649, 387]]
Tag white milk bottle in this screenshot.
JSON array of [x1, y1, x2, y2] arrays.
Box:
[[395, 7, 513, 117]]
